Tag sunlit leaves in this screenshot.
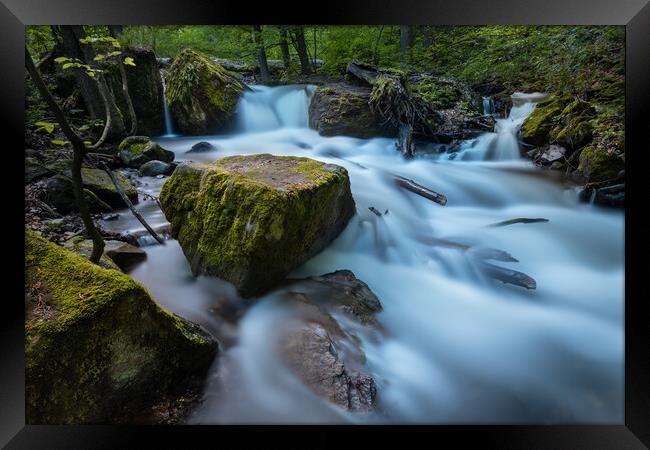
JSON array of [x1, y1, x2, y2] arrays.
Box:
[[50, 139, 69, 146], [123, 56, 135, 66], [35, 121, 56, 133]]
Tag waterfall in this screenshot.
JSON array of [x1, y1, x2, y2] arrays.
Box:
[[457, 92, 548, 161], [160, 69, 177, 137], [482, 96, 495, 116]]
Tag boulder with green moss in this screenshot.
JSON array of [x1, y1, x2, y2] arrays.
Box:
[[308, 83, 389, 138], [160, 154, 356, 297], [165, 48, 245, 135], [45, 175, 112, 214], [118, 136, 175, 168], [520, 94, 570, 147], [577, 145, 625, 183], [25, 230, 217, 424], [80, 167, 139, 207]]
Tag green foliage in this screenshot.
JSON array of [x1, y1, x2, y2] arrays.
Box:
[[35, 121, 56, 134]]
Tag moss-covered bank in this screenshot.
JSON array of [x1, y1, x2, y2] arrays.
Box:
[[25, 230, 217, 423]]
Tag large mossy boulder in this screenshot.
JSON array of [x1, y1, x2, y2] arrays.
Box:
[[160, 154, 356, 297], [80, 167, 139, 208], [118, 136, 175, 168], [45, 175, 112, 214], [308, 83, 387, 138], [25, 230, 218, 424], [165, 48, 245, 135]]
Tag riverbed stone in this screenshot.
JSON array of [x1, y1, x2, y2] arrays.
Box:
[[276, 270, 382, 412], [118, 136, 175, 168], [80, 167, 139, 208], [25, 230, 218, 423], [45, 175, 112, 214], [159, 154, 356, 297], [139, 160, 173, 176], [187, 141, 217, 153], [165, 48, 245, 135], [577, 145, 625, 182]]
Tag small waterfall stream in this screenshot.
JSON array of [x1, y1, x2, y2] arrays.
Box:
[[160, 69, 177, 137], [101, 85, 623, 424]]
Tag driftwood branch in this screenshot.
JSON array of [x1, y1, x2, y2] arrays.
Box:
[[487, 218, 549, 228], [477, 261, 537, 290], [418, 235, 536, 289], [368, 206, 388, 217], [101, 163, 165, 245], [394, 175, 447, 206]]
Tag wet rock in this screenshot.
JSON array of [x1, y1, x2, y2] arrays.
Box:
[[62, 237, 122, 271], [538, 144, 566, 164], [104, 240, 148, 271], [160, 154, 356, 297], [165, 49, 245, 135], [309, 83, 388, 138], [80, 167, 139, 208], [25, 158, 53, 184], [139, 160, 173, 176], [118, 136, 175, 168], [186, 141, 217, 153], [45, 175, 112, 214], [25, 230, 218, 423]]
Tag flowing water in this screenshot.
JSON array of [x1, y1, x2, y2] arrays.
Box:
[[160, 69, 178, 137], [103, 84, 624, 424]]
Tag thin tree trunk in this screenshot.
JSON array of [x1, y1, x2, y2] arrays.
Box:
[[312, 26, 317, 66], [25, 47, 105, 263], [372, 25, 385, 66], [422, 25, 434, 48], [279, 27, 291, 69], [293, 27, 312, 75], [252, 25, 270, 83], [88, 77, 114, 149], [109, 25, 137, 135], [400, 25, 412, 65]]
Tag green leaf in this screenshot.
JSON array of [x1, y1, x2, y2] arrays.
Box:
[[108, 51, 122, 57], [87, 71, 95, 78], [83, 141, 92, 145], [50, 139, 68, 146], [62, 62, 75, 69], [35, 121, 56, 133], [93, 54, 105, 61], [54, 56, 69, 63], [123, 56, 136, 66]]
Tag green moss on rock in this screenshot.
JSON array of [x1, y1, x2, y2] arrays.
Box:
[[25, 230, 217, 424], [165, 48, 245, 135], [308, 84, 389, 138], [520, 94, 570, 146], [410, 76, 460, 110], [159, 154, 356, 297], [118, 136, 175, 168], [577, 145, 625, 182]]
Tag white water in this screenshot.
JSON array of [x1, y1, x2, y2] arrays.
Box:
[[106, 85, 623, 424], [160, 69, 178, 137], [482, 96, 495, 116]]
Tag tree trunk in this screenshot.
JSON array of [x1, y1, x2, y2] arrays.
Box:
[[372, 25, 385, 66], [279, 27, 292, 69], [70, 25, 126, 141], [422, 25, 434, 48], [109, 25, 137, 135], [252, 25, 270, 83], [25, 47, 105, 263], [397, 122, 414, 158], [56, 26, 104, 120], [293, 27, 312, 75], [400, 25, 412, 65]]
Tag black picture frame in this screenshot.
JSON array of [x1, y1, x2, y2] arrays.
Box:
[[2, 0, 648, 447]]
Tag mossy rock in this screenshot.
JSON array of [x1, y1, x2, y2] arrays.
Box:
[[165, 48, 245, 135], [308, 83, 390, 138], [25, 158, 53, 184], [549, 99, 596, 149], [159, 154, 356, 297], [45, 175, 112, 214], [62, 237, 122, 271], [80, 167, 139, 208], [118, 136, 175, 168], [25, 230, 218, 424], [520, 94, 571, 147], [410, 76, 461, 110], [577, 146, 625, 183]]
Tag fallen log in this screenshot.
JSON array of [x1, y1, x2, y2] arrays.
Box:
[[487, 218, 549, 228], [368, 206, 389, 217], [346, 59, 382, 85], [477, 261, 537, 290], [100, 163, 165, 245], [394, 175, 447, 206]]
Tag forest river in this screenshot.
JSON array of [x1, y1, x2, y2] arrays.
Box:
[[99, 85, 623, 424]]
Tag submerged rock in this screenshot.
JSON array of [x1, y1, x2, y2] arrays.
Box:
[[118, 136, 175, 168], [309, 83, 388, 138], [139, 160, 173, 177], [160, 154, 356, 297], [165, 48, 245, 135], [25, 230, 218, 424], [276, 269, 383, 412], [187, 141, 217, 153]]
